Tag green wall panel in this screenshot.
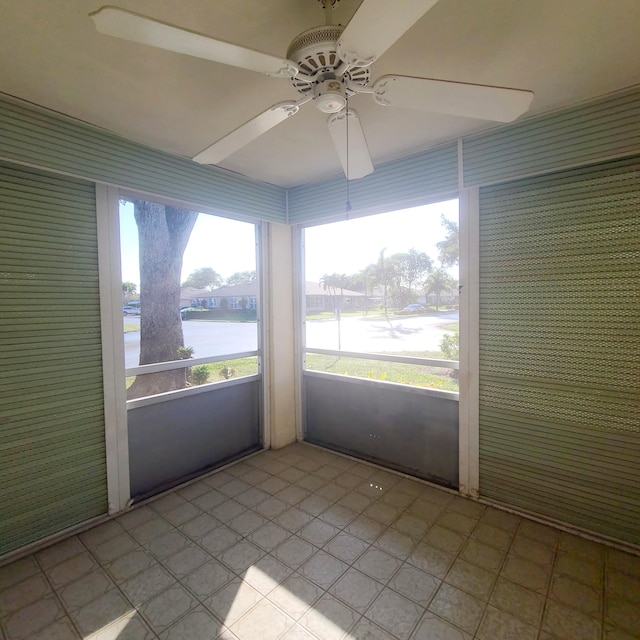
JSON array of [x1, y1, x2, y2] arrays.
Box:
[[288, 142, 458, 225], [478, 156, 640, 545], [0, 161, 108, 556], [0, 96, 286, 223], [464, 87, 640, 187]]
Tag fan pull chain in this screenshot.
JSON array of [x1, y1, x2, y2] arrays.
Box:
[[345, 98, 351, 219]]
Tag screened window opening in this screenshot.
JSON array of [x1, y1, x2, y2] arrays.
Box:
[[303, 200, 459, 392], [119, 199, 259, 401]]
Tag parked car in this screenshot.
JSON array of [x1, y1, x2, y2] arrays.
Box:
[[180, 307, 197, 319], [122, 305, 141, 315], [398, 304, 425, 314]]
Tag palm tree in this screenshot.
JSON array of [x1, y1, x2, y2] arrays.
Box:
[[424, 268, 454, 310]]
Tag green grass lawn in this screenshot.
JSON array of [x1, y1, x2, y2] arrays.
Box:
[[126, 356, 258, 390], [123, 324, 139, 333], [305, 353, 459, 392]]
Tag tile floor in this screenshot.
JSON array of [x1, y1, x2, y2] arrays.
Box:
[[1, 443, 639, 640]]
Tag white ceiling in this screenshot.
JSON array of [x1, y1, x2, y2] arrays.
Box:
[[1, 0, 640, 188]]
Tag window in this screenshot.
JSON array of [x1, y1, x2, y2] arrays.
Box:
[[119, 198, 259, 401], [303, 200, 459, 392]]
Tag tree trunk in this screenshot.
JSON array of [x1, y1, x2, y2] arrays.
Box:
[[127, 201, 198, 400]]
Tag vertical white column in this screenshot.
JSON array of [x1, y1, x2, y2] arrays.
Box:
[[458, 186, 480, 497], [264, 222, 297, 448], [96, 185, 130, 513]]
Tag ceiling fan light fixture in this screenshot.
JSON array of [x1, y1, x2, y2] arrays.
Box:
[[314, 78, 347, 113]]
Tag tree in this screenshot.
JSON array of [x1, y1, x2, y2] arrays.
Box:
[[127, 200, 198, 400], [388, 248, 433, 307], [122, 281, 137, 304], [226, 270, 256, 286], [437, 214, 459, 267], [425, 268, 454, 310], [181, 267, 222, 291]]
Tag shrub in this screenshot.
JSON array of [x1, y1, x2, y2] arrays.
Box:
[[440, 331, 459, 359], [219, 365, 237, 380], [191, 365, 209, 385]]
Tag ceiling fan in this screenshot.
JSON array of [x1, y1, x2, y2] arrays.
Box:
[[90, 0, 534, 180]]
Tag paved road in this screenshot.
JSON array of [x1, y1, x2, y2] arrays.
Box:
[[306, 312, 458, 353], [123, 312, 458, 369]]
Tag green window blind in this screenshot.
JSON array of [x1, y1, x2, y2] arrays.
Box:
[[0, 161, 107, 557], [478, 156, 640, 546]]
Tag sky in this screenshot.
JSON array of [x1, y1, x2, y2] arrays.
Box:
[[119, 198, 458, 288]]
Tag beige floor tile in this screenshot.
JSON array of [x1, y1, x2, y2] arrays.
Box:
[[407, 499, 444, 524], [606, 570, 640, 604], [231, 600, 294, 640], [255, 496, 289, 519], [36, 538, 85, 570], [210, 500, 246, 522], [139, 583, 197, 634], [542, 600, 601, 640], [489, 577, 545, 626], [366, 588, 424, 640], [354, 547, 402, 584], [603, 623, 640, 640], [392, 514, 430, 541], [150, 493, 188, 514], [300, 594, 360, 640], [24, 617, 80, 640], [70, 590, 133, 638], [558, 533, 605, 565], [299, 550, 348, 589], [435, 512, 476, 536], [120, 564, 176, 607], [349, 617, 397, 640], [199, 525, 242, 555], [218, 479, 252, 499], [267, 574, 323, 620], [408, 543, 455, 579], [479, 507, 520, 532], [80, 521, 124, 549], [445, 559, 496, 600], [459, 539, 504, 573], [388, 564, 440, 607], [518, 520, 560, 547], [510, 535, 556, 567], [555, 553, 604, 589], [0, 558, 40, 591], [280, 624, 318, 640], [447, 497, 485, 520], [46, 552, 98, 589], [299, 519, 340, 546], [470, 523, 513, 551], [0, 573, 51, 616], [501, 554, 551, 594], [227, 510, 268, 537], [550, 573, 602, 617], [241, 555, 292, 595], [204, 578, 262, 626], [235, 488, 270, 509], [179, 512, 219, 540], [606, 598, 640, 636], [476, 605, 538, 640], [275, 506, 314, 531], [3, 594, 65, 640], [145, 531, 191, 561], [424, 525, 465, 555], [219, 540, 265, 573], [159, 604, 223, 640], [191, 489, 227, 511], [411, 612, 473, 640], [374, 529, 415, 560], [128, 517, 174, 545], [330, 568, 384, 613], [176, 479, 210, 500], [321, 504, 358, 528], [161, 502, 202, 527], [58, 568, 116, 611], [338, 492, 374, 513], [116, 506, 156, 532], [364, 502, 404, 526], [103, 549, 156, 584], [274, 537, 317, 569], [324, 532, 369, 563], [428, 584, 484, 635], [180, 559, 234, 599], [163, 544, 211, 578], [346, 516, 385, 543], [248, 522, 291, 551], [87, 612, 155, 639]]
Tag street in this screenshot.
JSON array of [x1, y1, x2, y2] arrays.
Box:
[[123, 312, 458, 369]]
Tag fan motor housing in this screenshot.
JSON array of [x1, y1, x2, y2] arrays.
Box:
[[287, 25, 370, 97]]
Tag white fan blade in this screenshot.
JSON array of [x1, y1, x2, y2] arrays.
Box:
[[193, 102, 301, 165], [327, 108, 374, 180], [372, 75, 534, 122], [337, 0, 440, 67], [90, 7, 297, 78]]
